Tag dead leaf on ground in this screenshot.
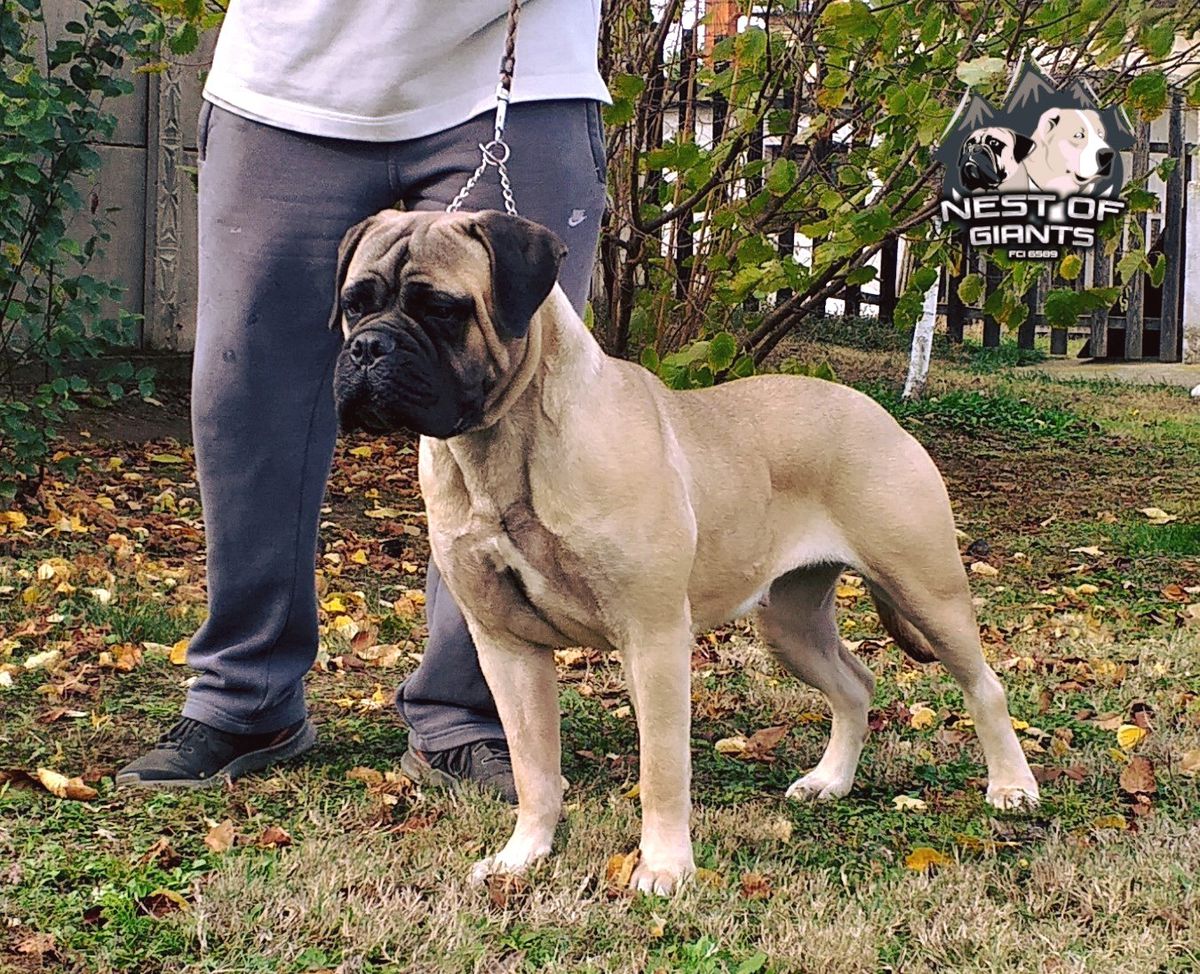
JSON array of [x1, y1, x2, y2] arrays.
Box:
[[714, 725, 789, 762], [1119, 756, 1157, 796], [140, 836, 181, 868], [1139, 507, 1177, 525], [346, 766, 414, 805], [909, 705, 936, 730], [604, 850, 639, 891], [1180, 750, 1200, 776], [485, 872, 530, 909], [137, 888, 189, 917], [256, 825, 292, 848], [739, 871, 773, 900], [1116, 724, 1148, 749], [28, 767, 98, 801], [204, 819, 237, 853], [14, 931, 58, 958]]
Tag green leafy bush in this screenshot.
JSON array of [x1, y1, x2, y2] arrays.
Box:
[[0, 0, 155, 499]]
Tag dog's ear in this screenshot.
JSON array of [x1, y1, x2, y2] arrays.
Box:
[[1012, 133, 1036, 162], [1036, 110, 1061, 138], [328, 216, 376, 331], [468, 211, 568, 339]]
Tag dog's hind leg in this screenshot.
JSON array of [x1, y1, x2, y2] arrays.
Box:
[[756, 564, 875, 801], [862, 550, 1039, 811]]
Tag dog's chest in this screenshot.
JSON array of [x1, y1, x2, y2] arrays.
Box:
[[440, 501, 615, 652]]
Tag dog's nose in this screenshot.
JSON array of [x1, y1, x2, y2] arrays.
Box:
[[1097, 148, 1114, 175], [348, 328, 396, 367]]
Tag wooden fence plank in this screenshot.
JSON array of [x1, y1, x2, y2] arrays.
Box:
[[1159, 94, 1185, 362], [1091, 246, 1110, 358], [1125, 121, 1151, 360]]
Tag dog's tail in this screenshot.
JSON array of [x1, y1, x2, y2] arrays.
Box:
[[868, 585, 938, 664]]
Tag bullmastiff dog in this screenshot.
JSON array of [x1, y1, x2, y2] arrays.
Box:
[[331, 209, 1040, 894], [959, 126, 1035, 192]]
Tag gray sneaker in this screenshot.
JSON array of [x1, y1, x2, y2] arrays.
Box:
[[115, 717, 317, 789], [401, 738, 517, 804]]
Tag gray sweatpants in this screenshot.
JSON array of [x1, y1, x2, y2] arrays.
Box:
[[182, 100, 606, 749]]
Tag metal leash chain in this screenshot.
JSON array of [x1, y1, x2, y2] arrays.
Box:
[[446, 0, 521, 217]]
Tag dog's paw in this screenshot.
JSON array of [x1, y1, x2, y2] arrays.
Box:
[[630, 854, 695, 896], [786, 770, 852, 802], [986, 780, 1040, 812], [469, 842, 551, 886]]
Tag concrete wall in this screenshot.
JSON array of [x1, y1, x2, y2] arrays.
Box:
[[45, 0, 212, 351]]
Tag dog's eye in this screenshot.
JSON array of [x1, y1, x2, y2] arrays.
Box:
[[341, 278, 387, 323], [342, 297, 365, 321], [424, 299, 465, 322], [1074, 130, 1085, 140]]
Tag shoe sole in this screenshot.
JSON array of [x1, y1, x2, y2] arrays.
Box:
[[115, 719, 318, 790], [399, 747, 462, 792]]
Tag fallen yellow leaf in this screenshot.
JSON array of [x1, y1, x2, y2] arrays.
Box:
[[145, 887, 190, 912], [0, 510, 28, 532], [1180, 750, 1200, 776], [204, 819, 237, 854], [23, 649, 60, 671], [905, 847, 951, 872], [715, 735, 749, 756], [604, 850, 639, 887], [893, 795, 927, 812], [35, 767, 98, 801], [1139, 507, 1177, 524], [169, 639, 189, 665], [909, 706, 936, 730], [1116, 724, 1147, 749]]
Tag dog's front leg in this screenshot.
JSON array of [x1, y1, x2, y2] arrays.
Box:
[[467, 629, 562, 885], [622, 624, 696, 895]]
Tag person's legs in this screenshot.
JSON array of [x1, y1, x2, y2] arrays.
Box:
[[391, 99, 607, 753], [180, 106, 404, 733]]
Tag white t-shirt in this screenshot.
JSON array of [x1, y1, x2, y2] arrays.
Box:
[[202, 0, 611, 141]]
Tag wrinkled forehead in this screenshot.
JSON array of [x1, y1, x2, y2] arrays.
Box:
[[346, 211, 489, 293]]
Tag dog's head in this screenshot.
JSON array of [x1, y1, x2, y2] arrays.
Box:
[[1026, 108, 1114, 195], [958, 127, 1034, 191], [330, 210, 567, 438]]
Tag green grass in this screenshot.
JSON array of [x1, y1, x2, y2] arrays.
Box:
[[863, 385, 1089, 442], [1105, 520, 1200, 558], [2, 350, 1200, 972]]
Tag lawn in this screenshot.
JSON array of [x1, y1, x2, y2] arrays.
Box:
[[2, 342, 1199, 974]]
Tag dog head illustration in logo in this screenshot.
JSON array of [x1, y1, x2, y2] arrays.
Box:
[[1017, 108, 1115, 197], [958, 127, 1036, 191]]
